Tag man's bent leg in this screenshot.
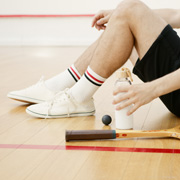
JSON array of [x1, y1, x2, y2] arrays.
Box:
[[129, 47, 138, 66], [74, 35, 103, 75], [89, 0, 167, 78], [70, 0, 168, 103]]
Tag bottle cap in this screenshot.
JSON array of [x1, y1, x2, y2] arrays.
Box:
[[116, 67, 133, 82]]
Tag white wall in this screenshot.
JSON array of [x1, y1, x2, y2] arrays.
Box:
[[0, 0, 180, 46]]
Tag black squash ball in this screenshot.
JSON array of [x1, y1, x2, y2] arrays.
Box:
[[102, 115, 112, 126]]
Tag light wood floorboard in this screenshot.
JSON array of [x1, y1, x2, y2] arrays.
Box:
[[0, 46, 180, 180]]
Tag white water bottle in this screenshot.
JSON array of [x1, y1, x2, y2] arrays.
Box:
[[114, 68, 133, 130]]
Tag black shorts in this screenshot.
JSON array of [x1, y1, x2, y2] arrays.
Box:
[[133, 24, 180, 116]]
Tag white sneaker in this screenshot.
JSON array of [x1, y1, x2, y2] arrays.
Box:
[[7, 77, 55, 104], [26, 89, 95, 118]]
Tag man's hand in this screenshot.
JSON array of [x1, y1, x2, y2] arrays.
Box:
[[113, 82, 158, 115], [91, 10, 114, 31]]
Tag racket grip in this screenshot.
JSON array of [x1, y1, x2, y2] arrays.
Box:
[[66, 130, 116, 142]]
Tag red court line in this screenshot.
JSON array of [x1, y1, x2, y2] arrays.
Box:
[[0, 14, 94, 18], [0, 144, 179, 154]]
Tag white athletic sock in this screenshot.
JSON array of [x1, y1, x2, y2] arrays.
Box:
[[71, 66, 106, 103], [45, 64, 81, 93]]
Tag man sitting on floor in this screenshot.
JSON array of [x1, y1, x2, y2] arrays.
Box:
[[8, 0, 180, 118]]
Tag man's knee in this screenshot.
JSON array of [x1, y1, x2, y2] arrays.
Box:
[[113, 0, 146, 20]]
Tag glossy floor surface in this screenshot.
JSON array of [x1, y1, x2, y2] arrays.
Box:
[[1, 46, 180, 180]]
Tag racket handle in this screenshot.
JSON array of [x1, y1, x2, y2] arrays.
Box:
[[66, 130, 116, 142]]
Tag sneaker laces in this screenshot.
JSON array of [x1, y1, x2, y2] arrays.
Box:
[[45, 89, 75, 119]]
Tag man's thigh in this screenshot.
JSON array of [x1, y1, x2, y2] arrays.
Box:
[[126, 0, 168, 59]]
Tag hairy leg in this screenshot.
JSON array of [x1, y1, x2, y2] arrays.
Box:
[[89, 0, 167, 78], [74, 35, 102, 75]]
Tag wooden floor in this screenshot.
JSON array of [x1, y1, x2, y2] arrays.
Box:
[[1, 46, 180, 180]]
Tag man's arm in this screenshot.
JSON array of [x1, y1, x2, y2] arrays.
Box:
[[113, 68, 180, 115], [152, 68, 180, 97], [154, 9, 180, 28]]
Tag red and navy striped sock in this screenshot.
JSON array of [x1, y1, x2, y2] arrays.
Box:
[[70, 66, 106, 102], [67, 64, 81, 82], [84, 67, 105, 86], [45, 64, 81, 92]]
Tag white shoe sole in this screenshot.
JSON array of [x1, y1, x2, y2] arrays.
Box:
[[7, 93, 44, 104], [26, 108, 95, 118]]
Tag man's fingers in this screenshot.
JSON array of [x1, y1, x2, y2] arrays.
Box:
[[115, 99, 134, 111], [113, 93, 130, 105], [95, 24, 101, 31], [92, 17, 98, 27], [127, 104, 140, 115], [91, 13, 104, 27], [97, 17, 108, 26], [113, 85, 129, 95], [99, 25, 106, 30], [116, 101, 140, 115], [95, 23, 106, 31]]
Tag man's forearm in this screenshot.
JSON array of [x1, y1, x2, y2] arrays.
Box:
[[151, 68, 180, 98], [154, 9, 180, 28]]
